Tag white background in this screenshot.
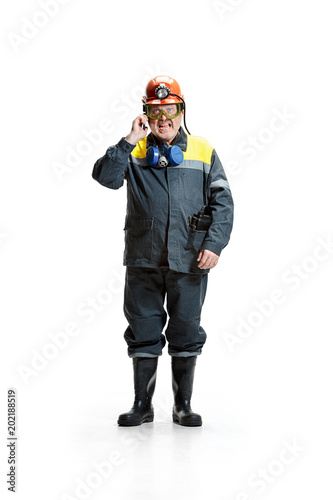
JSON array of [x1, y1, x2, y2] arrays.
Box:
[[1, 0, 332, 499]]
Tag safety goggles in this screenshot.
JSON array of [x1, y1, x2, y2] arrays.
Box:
[[145, 103, 183, 120]]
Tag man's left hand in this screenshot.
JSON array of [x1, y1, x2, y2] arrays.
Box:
[[197, 249, 219, 269]]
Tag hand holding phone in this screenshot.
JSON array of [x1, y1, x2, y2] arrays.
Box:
[[125, 114, 149, 145]]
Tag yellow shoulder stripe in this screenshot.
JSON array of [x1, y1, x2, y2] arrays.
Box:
[[183, 135, 213, 164], [130, 134, 213, 163], [131, 137, 147, 159]]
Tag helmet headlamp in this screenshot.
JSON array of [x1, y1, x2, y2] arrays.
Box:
[[155, 84, 171, 100]]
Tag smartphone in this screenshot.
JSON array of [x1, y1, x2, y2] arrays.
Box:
[[141, 113, 148, 130]]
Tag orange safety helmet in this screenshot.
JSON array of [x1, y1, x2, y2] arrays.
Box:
[[142, 75, 185, 105]]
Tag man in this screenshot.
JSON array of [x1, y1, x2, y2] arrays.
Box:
[[92, 75, 234, 427]]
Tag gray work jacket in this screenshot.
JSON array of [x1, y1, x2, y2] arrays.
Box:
[[92, 127, 234, 274]]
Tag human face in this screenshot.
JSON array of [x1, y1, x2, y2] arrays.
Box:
[[148, 103, 184, 145]]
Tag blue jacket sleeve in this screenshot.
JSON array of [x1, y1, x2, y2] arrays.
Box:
[[201, 149, 234, 255], [92, 138, 135, 189]]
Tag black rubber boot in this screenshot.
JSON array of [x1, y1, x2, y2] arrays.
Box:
[[172, 356, 202, 427], [117, 357, 158, 426]]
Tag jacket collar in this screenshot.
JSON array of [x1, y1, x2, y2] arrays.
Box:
[[146, 126, 188, 152]]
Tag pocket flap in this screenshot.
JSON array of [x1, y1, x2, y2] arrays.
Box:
[[124, 216, 154, 231]]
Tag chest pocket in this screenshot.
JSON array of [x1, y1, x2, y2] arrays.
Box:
[[124, 216, 154, 262], [180, 168, 206, 203]]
